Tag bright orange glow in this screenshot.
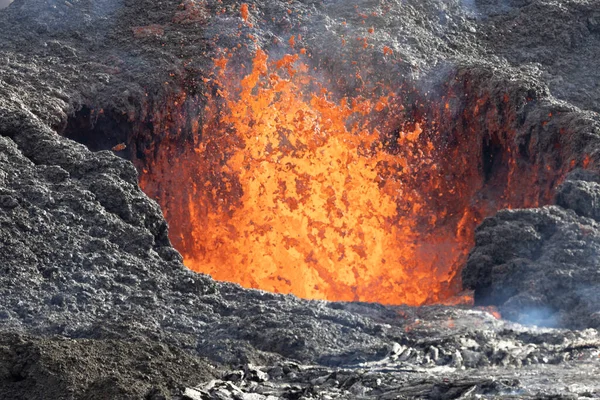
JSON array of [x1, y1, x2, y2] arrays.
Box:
[[140, 49, 484, 305], [138, 46, 564, 306], [584, 154, 591, 169], [240, 3, 249, 22], [479, 306, 502, 319]]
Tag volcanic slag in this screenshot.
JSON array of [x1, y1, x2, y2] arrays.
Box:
[[7, 0, 600, 398]]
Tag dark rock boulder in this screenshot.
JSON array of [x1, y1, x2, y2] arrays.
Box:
[[555, 169, 600, 221], [464, 170, 600, 329]]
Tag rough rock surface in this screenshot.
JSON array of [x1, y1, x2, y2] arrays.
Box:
[[0, 333, 217, 400], [1, 0, 600, 399], [464, 170, 600, 329]]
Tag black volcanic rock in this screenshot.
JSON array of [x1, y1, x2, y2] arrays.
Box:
[[556, 170, 600, 221], [1, 0, 600, 398], [464, 170, 600, 329], [0, 333, 216, 400]]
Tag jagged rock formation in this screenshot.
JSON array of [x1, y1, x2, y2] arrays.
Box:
[[1, 0, 600, 398], [464, 170, 600, 329]]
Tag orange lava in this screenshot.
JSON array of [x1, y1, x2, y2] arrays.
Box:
[[479, 306, 502, 319], [111, 142, 127, 152], [240, 3, 249, 22], [141, 49, 488, 305]]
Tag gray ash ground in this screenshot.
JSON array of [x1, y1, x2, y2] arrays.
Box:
[[2, 0, 600, 398]]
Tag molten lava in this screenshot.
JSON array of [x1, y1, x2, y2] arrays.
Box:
[[140, 48, 488, 305]]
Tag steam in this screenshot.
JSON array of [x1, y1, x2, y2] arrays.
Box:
[[459, 0, 515, 16], [515, 306, 558, 328], [502, 293, 561, 328], [460, 0, 477, 10]]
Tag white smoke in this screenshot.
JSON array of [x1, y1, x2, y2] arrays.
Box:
[[460, 0, 515, 16]]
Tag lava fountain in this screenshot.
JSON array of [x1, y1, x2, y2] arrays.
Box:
[[62, 38, 571, 305], [138, 46, 533, 306], [62, 37, 570, 305], [57, 0, 586, 309]]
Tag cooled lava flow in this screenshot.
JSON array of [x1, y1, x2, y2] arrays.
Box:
[[138, 44, 561, 306]]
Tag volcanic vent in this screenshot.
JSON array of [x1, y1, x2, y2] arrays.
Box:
[[63, 42, 577, 307]]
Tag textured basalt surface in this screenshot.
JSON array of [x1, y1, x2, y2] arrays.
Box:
[[2, 0, 600, 398], [464, 170, 600, 329]]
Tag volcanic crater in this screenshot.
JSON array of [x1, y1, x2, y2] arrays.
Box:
[[2, 0, 600, 398], [63, 44, 579, 308]]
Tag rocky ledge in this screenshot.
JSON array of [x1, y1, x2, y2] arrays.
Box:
[[2, 0, 600, 398]]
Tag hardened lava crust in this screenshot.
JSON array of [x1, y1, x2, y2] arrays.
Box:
[[2, 0, 600, 398]]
